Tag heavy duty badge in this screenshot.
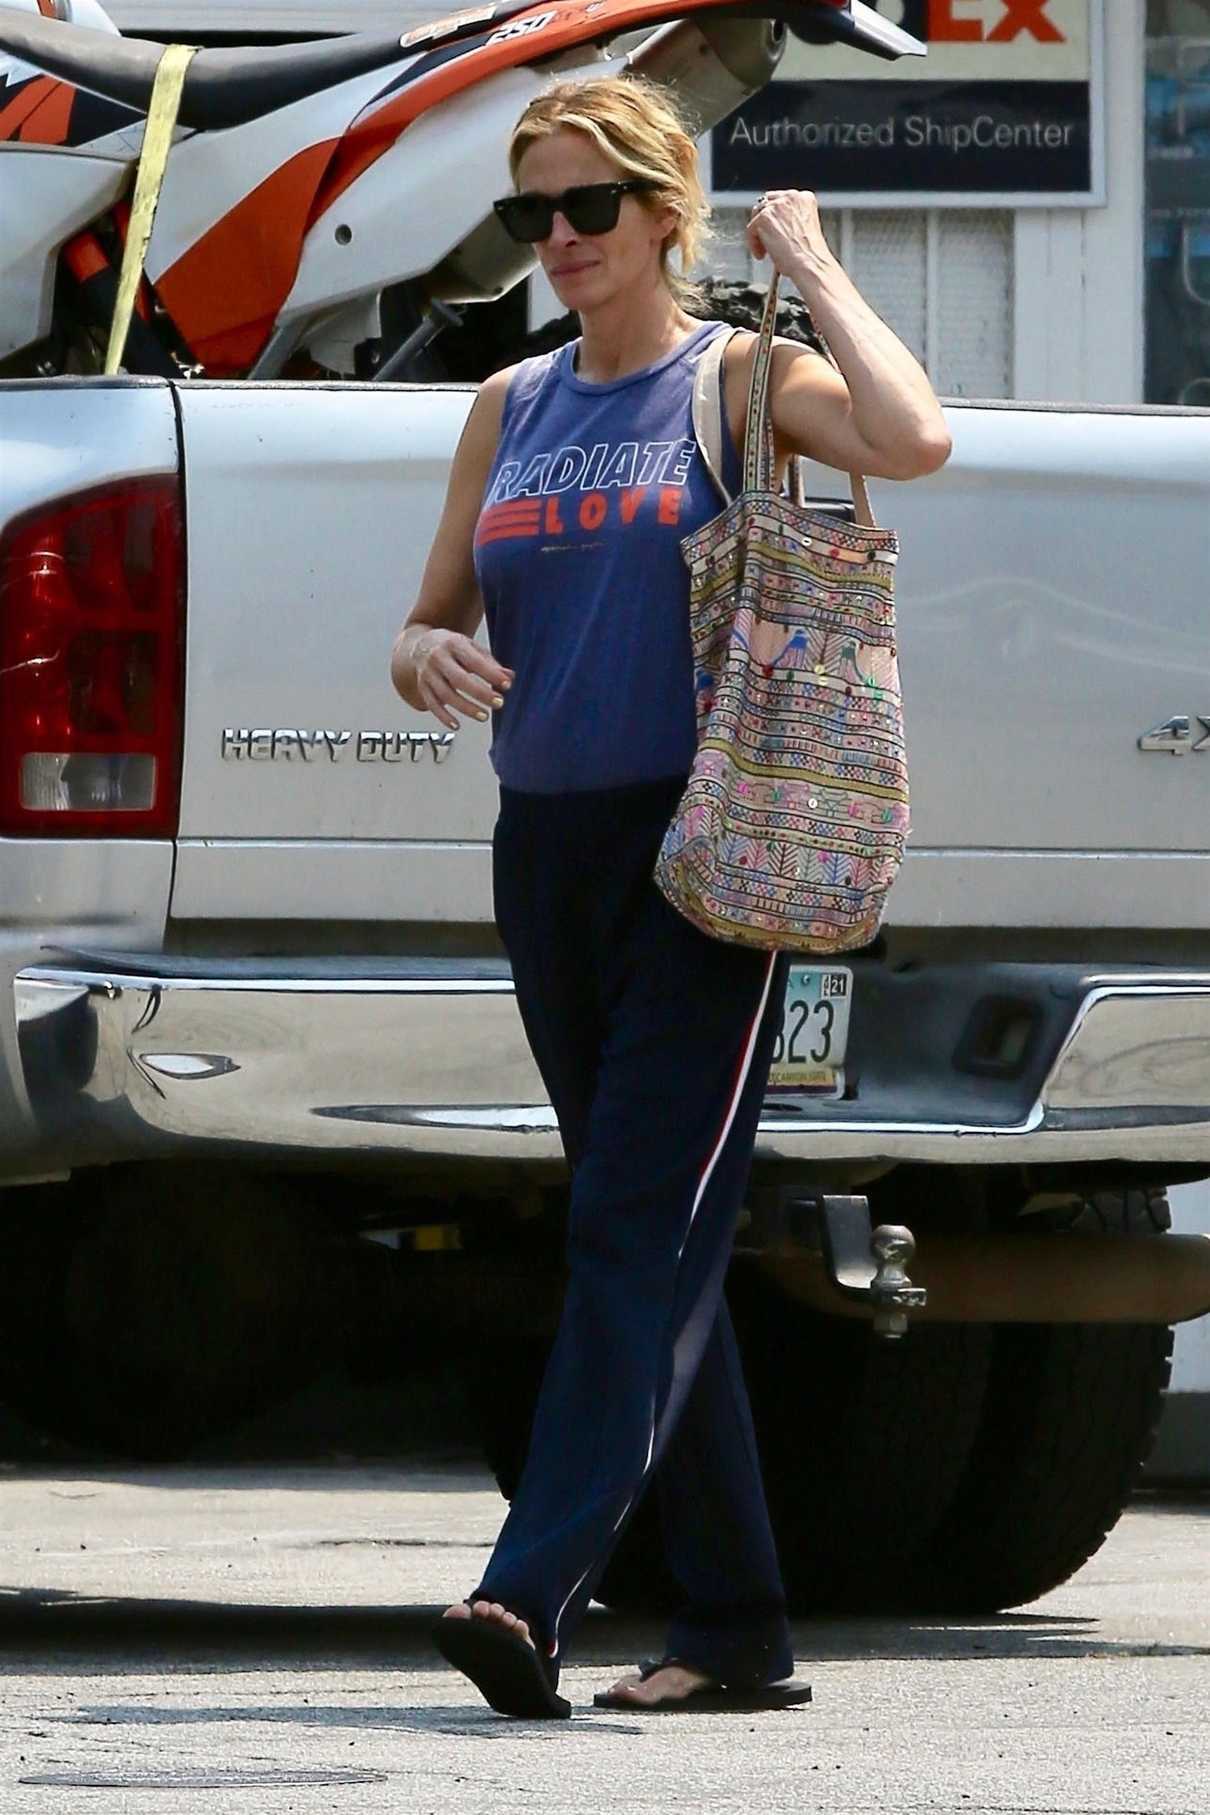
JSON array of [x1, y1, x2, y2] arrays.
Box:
[[221, 729, 455, 763]]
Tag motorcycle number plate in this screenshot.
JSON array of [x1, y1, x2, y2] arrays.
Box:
[[767, 966, 852, 1097]]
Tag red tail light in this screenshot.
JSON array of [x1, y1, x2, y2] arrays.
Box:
[[0, 479, 184, 836]]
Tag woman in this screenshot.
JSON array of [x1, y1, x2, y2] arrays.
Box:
[[389, 74, 950, 1719]]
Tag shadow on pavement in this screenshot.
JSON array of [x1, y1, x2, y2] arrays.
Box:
[[2, 1590, 1208, 1676]]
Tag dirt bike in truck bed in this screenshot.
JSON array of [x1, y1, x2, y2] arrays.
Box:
[[1, 0, 1209, 1618]]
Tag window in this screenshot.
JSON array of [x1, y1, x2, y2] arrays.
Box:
[[1145, 2, 1210, 404], [709, 207, 1014, 398]]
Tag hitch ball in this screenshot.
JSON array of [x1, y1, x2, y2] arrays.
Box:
[[870, 1224, 927, 1340]]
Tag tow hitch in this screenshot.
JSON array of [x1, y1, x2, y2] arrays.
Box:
[[739, 1193, 928, 1339]]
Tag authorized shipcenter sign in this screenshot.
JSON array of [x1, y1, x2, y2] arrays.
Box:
[[710, 0, 1104, 207]]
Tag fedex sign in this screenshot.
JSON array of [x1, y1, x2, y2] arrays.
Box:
[[928, 0, 1064, 42], [779, 0, 1090, 80], [713, 0, 1102, 205]]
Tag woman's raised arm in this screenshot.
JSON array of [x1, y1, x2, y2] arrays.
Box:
[[736, 189, 952, 484]]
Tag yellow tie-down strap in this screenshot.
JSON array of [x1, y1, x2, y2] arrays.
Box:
[[104, 42, 197, 376]]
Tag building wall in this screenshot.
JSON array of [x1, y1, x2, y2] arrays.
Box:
[[704, 4, 1145, 404]]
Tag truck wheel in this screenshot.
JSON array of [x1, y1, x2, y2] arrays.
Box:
[[0, 1166, 347, 1458], [0, 1179, 90, 1448], [901, 1188, 1174, 1613], [727, 1260, 993, 1612]]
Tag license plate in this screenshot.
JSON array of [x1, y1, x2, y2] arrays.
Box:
[[767, 966, 852, 1096]]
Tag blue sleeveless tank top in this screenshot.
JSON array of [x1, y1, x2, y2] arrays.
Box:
[[473, 318, 739, 794]]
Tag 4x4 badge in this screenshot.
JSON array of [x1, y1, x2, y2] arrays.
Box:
[[1138, 715, 1210, 755]]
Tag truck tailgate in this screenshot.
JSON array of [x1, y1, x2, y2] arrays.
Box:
[[171, 387, 1210, 931]]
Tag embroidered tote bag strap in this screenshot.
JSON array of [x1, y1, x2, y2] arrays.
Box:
[[690, 326, 737, 507], [689, 320, 819, 514], [740, 273, 876, 527]]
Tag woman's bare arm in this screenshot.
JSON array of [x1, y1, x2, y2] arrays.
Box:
[[389, 365, 517, 731], [724, 191, 952, 484]]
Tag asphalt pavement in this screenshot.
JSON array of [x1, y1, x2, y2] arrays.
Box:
[[0, 1456, 1207, 1815]]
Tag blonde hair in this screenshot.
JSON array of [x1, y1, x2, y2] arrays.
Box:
[[507, 76, 712, 310]]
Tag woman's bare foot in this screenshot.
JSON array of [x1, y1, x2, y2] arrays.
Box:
[[434, 1597, 569, 1718], [601, 1662, 715, 1707], [442, 1599, 535, 1649]]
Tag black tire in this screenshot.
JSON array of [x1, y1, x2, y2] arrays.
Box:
[[0, 1166, 349, 1458], [0, 1178, 92, 1449], [901, 1188, 1175, 1613], [727, 1259, 993, 1613], [597, 1272, 994, 1618]]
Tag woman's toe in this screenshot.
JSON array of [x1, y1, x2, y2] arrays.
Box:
[[459, 1599, 535, 1648], [605, 1671, 647, 1699], [625, 1665, 715, 1706]]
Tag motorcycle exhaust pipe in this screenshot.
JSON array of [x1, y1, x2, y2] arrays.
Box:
[[628, 13, 786, 135], [428, 17, 784, 307], [755, 1230, 1210, 1327]]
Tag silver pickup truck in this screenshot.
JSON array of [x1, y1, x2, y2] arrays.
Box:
[[1, 366, 1208, 1617]]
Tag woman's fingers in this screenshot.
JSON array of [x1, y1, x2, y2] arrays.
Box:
[[421, 672, 487, 725], [420, 692, 461, 732], [459, 640, 515, 695], [434, 646, 503, 713], [747, 188, 830, 273], [435, 632, 513, 699], [406, 626, 516, 729], [420, 633, 512, 726]]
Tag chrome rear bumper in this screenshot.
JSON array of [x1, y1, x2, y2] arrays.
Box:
[[11, 955, 1210, 1175]]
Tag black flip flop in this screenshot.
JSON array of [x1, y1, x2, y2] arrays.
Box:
[[433, 1609, 572, 1719], [593, 1654, 813, 1715]]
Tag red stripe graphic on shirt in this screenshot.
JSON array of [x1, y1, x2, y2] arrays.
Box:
[[475, 500, 542, 546]]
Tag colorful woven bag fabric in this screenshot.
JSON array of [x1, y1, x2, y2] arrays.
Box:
[[654, 275, 909, 954]]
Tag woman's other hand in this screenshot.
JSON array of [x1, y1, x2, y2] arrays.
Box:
[[402, 625, 513, 733]]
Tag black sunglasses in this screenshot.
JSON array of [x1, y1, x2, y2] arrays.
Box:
[[493, 180, 659, 243]]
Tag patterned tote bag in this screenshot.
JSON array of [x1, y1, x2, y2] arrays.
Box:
[[654, 275, 909, 954]]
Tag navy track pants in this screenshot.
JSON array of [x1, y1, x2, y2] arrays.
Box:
[[473, 773, 794, 1687]]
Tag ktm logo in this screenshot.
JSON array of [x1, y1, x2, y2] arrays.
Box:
[[927, 0, 1064, 41]]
